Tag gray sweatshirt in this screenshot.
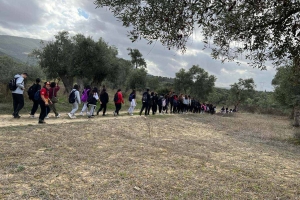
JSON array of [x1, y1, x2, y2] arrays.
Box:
[[12, 74, 25, 94], [71, 89, 81, 104]]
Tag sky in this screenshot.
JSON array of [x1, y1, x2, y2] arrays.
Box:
[[0, 0, 277, 91]]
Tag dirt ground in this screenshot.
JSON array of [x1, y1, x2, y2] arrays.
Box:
[[1, 112, 300, 199]]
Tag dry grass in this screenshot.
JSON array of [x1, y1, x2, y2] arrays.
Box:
[[1, 113, 300, 199]]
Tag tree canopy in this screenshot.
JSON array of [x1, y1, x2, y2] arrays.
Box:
[[127, 48, 147, 69], [174, 65, 216, 100], [95, 0, 300, 69]]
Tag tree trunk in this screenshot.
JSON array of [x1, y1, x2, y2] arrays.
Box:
[[60, 74, 73, 93], [76, 77, 84, 91], [293, 106, 300, 127]]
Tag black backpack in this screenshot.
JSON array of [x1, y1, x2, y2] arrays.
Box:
[[8, 77, 18, 91], [68, 90, 76, 103], [114, 93, 119, 103], [142, 93, 148, 102], [27, 84, 37, 100]]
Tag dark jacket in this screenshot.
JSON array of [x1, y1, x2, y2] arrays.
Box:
[[100, 92, 109, 104], [142, 92, 150, 103]]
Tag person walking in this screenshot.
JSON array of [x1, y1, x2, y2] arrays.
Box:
[[139, 88, 150, 116], [11, 72, 28, 118], [68, 84, 81, 119], [152, 92, 158, 115], [87, 87, 100, 118], [127, 89, 136, 116], [113, 89, 124, 116], [38, 82, 51, 124], [97, 88, 109, 116], [80, 85, 91, 116], [48, 81, 60, 118], [28, 78, 41, 118], [146, 92, 154, 115]]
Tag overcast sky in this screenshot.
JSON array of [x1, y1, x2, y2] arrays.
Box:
[[0, 0, 276, 91]]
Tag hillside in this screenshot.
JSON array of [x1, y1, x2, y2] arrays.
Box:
[[0, 35, 44, 64]]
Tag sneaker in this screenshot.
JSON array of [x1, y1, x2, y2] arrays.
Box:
[[79, 112, 84, 116], [30, 115, 35, 118], [45, 115, 49, 119], [14, 115, 21, 119], [56, 114, 60, 118], [88, 115, 94, 118], [86, 112, 90, 116], [38, 120, 46, 124], [68, 113, 73, 118], [72, 115, 76, 119], [113, 112, 116, 116], [130, 114, 133, 116]]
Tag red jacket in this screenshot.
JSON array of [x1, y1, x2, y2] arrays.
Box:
[[115, 91, 124, 104]]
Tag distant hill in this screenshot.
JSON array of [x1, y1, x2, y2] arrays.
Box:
[[0, 35, 44, 64]]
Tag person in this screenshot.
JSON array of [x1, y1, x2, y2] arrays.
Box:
[[178, 94, 184, 114], [28, 78, 41, 118], [221, 106, 225, 113], [172, 94, 178, 114], [80, 85, 91, 116], [87, 87, 99, 118], [38, 82, 51, 124], [127, 89, 136, 116], [97, 88, 109, 116], [113, 89, 124, 116], [68, 84, 81, 119], [183, 95, 189, 113], [152, 92, 158, 115], [157, 94, 164, 114], [163, 94, 169, 114], [48, 81, 60, 118], [146, 92, 154, 115], [169, 92, 175, 113], [11, 72, 28, 118], [139, 88, 150, 116]]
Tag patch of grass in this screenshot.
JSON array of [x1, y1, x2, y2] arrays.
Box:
[[1, 113, 300, 199]]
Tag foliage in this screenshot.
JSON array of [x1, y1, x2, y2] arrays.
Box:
[[127, 68, 148, 90], [127, 48, 147, 69], [94, 0, 300, 69], [174, 65, 216, 100], [272, 64, 300, 108], [0, 56, 44, 84], [207, 87, 229, 105], [229, 78, 256, 110], [32, 31, 119, 92]]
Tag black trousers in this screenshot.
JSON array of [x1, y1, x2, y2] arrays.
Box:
[[30, 100, 40, 115], [158, 105, 162, 113], [97, 103, 107, 115], [152, 104, 157, 114], [140, 102, 149, 115], [115, 103, 122, 115], [12, 93, 24, 116], [39, 100, 50, 121], [146, 104, 152, 115]]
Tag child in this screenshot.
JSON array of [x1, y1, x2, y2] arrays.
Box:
[[68, 84, 81, 119], [87, 87, 99, 118], [80, 85, 91, 116], [127, 90, 136, 116]]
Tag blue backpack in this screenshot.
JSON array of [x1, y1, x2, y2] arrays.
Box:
[[34, 90, 41, 101], [128, 93, 133, 102]]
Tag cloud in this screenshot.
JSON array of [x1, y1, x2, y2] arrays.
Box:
[[0, 0, 276, 91]]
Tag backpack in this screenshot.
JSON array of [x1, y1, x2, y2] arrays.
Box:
[[27, 84, 37, 100], [68, 90, 76, 103], [8, 77, 18, 91], [128, 93, 133, 102], [142, 93, 148, 102], [114, 93, 119, 103], [34, 90, 41, 101], [81, 89, 89, 102]]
